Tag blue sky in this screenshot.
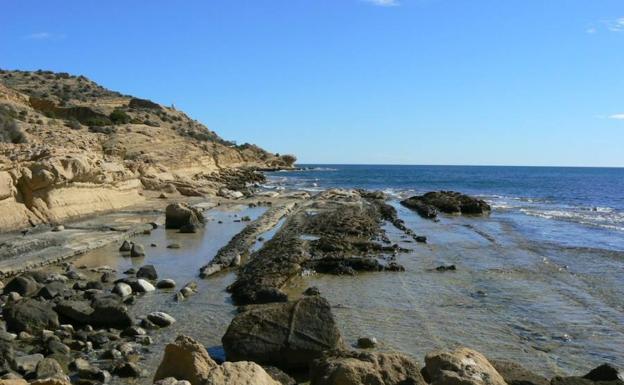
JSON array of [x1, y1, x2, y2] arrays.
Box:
[[1, 1, 623, 166]]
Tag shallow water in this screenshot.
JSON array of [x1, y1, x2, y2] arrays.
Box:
[[73, 198, 624, 381]]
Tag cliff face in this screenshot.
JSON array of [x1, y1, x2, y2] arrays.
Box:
[[0, 69, 295, 232]]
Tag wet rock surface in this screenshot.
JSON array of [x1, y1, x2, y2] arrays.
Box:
[[401, 191, 491, 218]]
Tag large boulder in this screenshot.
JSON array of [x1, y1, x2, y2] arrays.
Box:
[[54, 298, 133, 328], [204, 361, 280, 385], [222, 296, 343, 369], [3, 275, 39, 297], [424, 347, 506, 385], [401, 191, 491, 218], [165, 203, 205, 230], [2, 299, 59, 333], [310, 349, 426, 385], [154, 335, 217, 385]]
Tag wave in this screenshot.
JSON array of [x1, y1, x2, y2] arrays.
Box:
[[519, 208, 624, 232]]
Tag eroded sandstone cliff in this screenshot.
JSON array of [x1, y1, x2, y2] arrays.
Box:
[[0, 69, 295, 232]]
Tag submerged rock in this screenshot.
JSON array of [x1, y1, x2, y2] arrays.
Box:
[[222, 296, 343, 369], [130, 243, 146, 258], [491, 360, 549, 385]]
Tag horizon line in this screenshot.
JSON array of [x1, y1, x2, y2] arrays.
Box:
[[293, 163, 624, 169]]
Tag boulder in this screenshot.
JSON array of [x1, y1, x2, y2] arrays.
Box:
[[222, 296, 343, 369], [133, 279, 155, 293], [491, 360, 549, 385], [35, 357, 65, 379], [165, 203, 205, 230], [154, 335, 217, 385], [119, 240, 132, 252], [3, 299, 59, 333], [3, 276, 39, 297], [130, 243, 146, 258], [90, 298, 133, 328], [54, 300, 94, 325], [204, 361, 280, 385], [147, 312, 176, 327], [14, 353, 44, 374], [583, 364, 623, 382], [424, 347, 506, 385], [112, 282, 133, 297], [30, 379, 72, 385], [356, 337, 377, 349], [137, 265, 158, 280], [157, 279, 176, 289], [310, 349, 426, 385], [551, 363, 624, 385]]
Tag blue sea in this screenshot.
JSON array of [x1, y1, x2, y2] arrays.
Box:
[[265, 165, 624, 251]]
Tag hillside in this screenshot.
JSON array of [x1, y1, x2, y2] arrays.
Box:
[[0, 69, 295, 232]]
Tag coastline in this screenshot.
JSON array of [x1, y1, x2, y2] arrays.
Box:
[[0, 182, 622, 385]]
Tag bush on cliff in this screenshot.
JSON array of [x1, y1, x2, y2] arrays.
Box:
[[109, 109, 131, 124], [0, 106, 27, 143]]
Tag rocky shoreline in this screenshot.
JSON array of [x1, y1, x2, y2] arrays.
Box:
[[0, 186, 621, 385]]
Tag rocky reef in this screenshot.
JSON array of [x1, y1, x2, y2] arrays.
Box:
[[401, 191, 491, 219]]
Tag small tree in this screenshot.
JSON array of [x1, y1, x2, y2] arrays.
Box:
[[109, 109, 131, 124]]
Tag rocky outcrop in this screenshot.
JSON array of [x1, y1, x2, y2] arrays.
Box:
[[0, 69, 296, 232], [225, 189, 413, 305], [222, 296, 343, 370], [401, 191, 491, 219], [310, 349, 426, 385], [199, 202, 297, 277], [423, 347, 506, 385]]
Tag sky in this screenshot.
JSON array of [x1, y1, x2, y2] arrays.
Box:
[[1, 0, 623, 167]]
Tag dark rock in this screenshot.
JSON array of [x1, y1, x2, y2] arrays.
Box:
[[85, 281, 104, 290], [36, 281, 67, 300], [584, 364, 623, 382], [35, 357, 64, 379], [136, 265, 158, 280], [90, 298, 133, 329], [303, 286, 321, 296], [130, 244, 146, 258], [46, 339, 71, 356], [3, 275, 39, 297], [100, 272, 116, 283], [435, 265, 456, 272], [491, 360, 550, 385], [3, 299, 60, 333], [401, 191, 491, 218], [113, 362, 146, 378], [165, 203, 205, 230], [147, 312, 176, 327], [156, 279, 176, 289], [179, 223, 198, 233], [357, 337, 378, 349], [167, 243, 181, 249], [119, 240, 132, 252], [222, 296, 343, 369]]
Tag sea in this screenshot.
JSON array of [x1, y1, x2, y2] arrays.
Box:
[[265, 165, 624, 251], [73, 165, 624, 382]]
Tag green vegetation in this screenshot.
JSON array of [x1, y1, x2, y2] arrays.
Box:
[[109, 109, 131, 124], [0, 106, 27, 144]]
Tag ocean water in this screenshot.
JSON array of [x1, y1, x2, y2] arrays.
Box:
[[265, 165, 624, 250]]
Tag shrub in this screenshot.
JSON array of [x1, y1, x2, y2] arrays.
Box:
[[109, 109, 131, 124], [0, 107, 27, 143]]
